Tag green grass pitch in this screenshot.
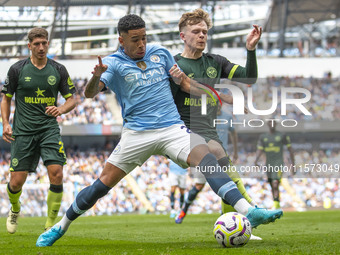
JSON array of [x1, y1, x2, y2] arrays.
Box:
[[0, 210, 339, 254]]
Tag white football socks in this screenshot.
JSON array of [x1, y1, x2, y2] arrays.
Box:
[[56, 214, 72, 232], [233, 198, 252, 216]]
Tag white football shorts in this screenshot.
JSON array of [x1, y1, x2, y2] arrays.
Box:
[[107, 124, 206, 174], [169, 171, 187, 189]]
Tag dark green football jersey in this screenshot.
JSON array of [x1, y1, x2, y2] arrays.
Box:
[[1, 58, 75, 135], [257, 131, 292, 166], [171, 51, 257, 140]]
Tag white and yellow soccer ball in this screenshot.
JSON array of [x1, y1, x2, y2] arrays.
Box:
[[213, 212, 252, 248]]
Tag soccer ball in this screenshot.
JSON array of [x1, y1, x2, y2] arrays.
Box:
[[213, 212, 252, 248]]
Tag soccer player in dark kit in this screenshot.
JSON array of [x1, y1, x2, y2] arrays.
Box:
[[255, 120, 295, 209], [1, 27, 76, 233]]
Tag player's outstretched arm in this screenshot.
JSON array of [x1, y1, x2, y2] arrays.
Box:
[[229, 24, 261, 85], [246, 25, 262, 51], [85, 56, 107, 98], [0, 95, 15, 143]]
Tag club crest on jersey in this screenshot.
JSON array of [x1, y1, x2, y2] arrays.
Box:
[[48, 75, 56, 85], [137, 61, 147, 70], [206, 67, 217, 78], [150, 55, 160, 63]]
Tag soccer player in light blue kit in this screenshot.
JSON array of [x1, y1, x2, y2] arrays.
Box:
[[36, 14, 282, 247], [168, 160, 187, 218]]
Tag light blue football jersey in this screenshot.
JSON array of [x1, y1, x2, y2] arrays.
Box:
[[169, 160, 187, 175], [100, 44, 183, 130]]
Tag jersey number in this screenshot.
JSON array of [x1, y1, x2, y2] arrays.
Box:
[[181, 125, 192, 134], [59, 141, 65, 154]]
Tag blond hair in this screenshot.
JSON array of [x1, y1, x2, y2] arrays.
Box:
[[178, 8, 212, 32]]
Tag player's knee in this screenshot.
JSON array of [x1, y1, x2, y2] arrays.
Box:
[[8, 181, 24, 192], [188, 144, 211, 166], [9, 172, 27, 191], [50, 171, 63, 184], [208, 146, 224, 159]]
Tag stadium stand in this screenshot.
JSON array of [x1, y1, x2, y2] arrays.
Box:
[[0, 1, 340, 219]]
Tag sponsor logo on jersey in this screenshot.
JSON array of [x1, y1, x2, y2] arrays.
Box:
[[25, 77, 32, 82], [24, 87, 55, 105], [25, 97, 56, 106], [150, 55, 160, 63], [206, 67, 217, 78], [12, 158, 18, 167], [264, 146, 280, 153], [197, 84, 222, 115], [184, 97, 216, 107], [35, 88, 45, 97], [125, 67, 165, 86], [48, 75, 56, 85]]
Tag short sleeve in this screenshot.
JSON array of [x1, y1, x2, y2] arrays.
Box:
[[100, 57, 115, 91], [58, 64, 76, 98], [1, 65, 19, 97]]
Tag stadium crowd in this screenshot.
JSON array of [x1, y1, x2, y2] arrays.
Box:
[[0, 148, 339, 217], [235, 74, 340, 121], [1, 74, 339, 216], [1, 75, 339, 125]]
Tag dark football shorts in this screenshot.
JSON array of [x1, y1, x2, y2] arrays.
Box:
[[10, 128, 66, 172]]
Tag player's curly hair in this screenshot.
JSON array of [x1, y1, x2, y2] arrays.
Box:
[[27, 27, 48, 42], [118, 14, 146, 35], [178, 8, 212, 32]]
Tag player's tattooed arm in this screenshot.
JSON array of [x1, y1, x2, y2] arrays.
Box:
[[169, 65, 211, 96], [170, 65, 231, 102], [85, 56, 107, 98]]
